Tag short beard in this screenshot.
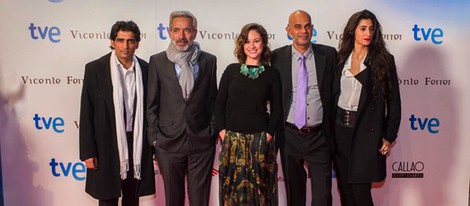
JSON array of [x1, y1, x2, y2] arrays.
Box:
[[171, 39, 193, 52]]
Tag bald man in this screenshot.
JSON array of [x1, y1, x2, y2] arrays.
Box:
[[271, 10, 337, 206]]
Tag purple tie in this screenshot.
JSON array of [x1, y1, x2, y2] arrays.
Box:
[[295, 55, 307, 129]]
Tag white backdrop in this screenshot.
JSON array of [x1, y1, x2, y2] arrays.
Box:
[[1, 0, 469, 205]]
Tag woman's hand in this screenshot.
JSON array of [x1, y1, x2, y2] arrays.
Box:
[[379, 138, 392, 155], [219, 129, 226, 142], [266, 133, 273, 142]]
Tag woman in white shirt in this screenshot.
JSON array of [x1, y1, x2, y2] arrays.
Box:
[[332, 9, 402, 206]]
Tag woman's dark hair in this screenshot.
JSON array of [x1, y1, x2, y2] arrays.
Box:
[[234, 23, 271, 66], [337, 9, 394, 101]]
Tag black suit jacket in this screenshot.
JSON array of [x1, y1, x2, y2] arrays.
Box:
[[79, 53, 155, 199], [146, 51, 218, 152], [271, 44, 337, 151], [332, 55, 401, 183]]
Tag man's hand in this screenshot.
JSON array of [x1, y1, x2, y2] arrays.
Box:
[[84, 157, 98, 169]]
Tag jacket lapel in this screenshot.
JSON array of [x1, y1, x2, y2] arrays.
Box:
[[355, 66, 371, 115], [99, 53, 115, 112], [163, 53, 186, 101], [279, 46, 293, 113], [190, 53, 205, 99], [312, 44, 326, 91], [333, 62, 344, 101]]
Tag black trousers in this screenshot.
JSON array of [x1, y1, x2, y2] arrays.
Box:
[[99, 132, 139, 206], [155, 140, 215, 206], [280, 126, 332, 206], [334, 123, 373, 206]]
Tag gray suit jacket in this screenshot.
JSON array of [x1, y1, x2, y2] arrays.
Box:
[[146, 51, 218, 152]]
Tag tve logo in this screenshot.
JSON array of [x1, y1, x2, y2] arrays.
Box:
[[287, 28, 318, 44], [49, 158, 86, 181], [157, 23, 170, 40], [33, 113, 65, 133], [409, 114, 440, 134], [412, 24, 443, 45], [29, 23, 61, 43]]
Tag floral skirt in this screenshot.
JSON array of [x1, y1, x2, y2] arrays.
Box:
[[219, 130, 278, 206]]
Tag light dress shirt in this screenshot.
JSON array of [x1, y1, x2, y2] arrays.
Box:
[[117, 59, 136, 132], [287, 45, 323, 127], [338, 52, 367, 111]]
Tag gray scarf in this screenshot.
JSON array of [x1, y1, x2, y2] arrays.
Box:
[[166, 41, 201, 100]]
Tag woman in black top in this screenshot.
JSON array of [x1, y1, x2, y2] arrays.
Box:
[[215, 23, 282, 206], [333, 10, 401, 206]]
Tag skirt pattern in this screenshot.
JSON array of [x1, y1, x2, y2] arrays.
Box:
[[219, 130, 278, 206]]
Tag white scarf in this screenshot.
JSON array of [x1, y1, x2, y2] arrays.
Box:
[[110, 51, 143, 180]]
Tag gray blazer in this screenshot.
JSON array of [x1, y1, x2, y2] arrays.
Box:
[[146, 51, 218, 152]]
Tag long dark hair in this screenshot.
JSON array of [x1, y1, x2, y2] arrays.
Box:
[[337, 9, 394, 101], [234, 23, 271, 66]]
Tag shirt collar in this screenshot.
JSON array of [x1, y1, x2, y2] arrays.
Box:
[[343, 52, 368, 74], [292, 44, 313, 61], [113, 55, 135, 73]]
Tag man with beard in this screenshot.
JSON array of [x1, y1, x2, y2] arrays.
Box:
[[146, 11, 218, 206]]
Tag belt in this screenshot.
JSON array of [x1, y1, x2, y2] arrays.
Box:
[[286, 122, 322, 134], [336, 107, 358, 128]]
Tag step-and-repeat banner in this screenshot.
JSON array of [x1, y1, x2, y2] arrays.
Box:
[[1, 0, 469, 205]]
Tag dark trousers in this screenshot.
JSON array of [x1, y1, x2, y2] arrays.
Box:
[[155, 140, 215, 206], [334, 123, 373, 206], [280, 126, 332, 206], [99, 132, 139, 206]]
